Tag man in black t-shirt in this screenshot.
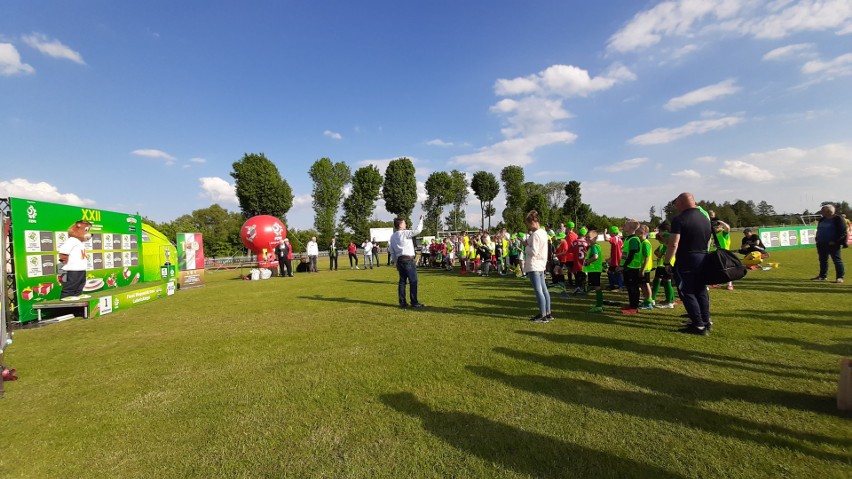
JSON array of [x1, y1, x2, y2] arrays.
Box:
[[664, 192, 712, 335]]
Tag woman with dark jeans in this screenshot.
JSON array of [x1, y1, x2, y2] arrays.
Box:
[[812, 204, 846, 283]]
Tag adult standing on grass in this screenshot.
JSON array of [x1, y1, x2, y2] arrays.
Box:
[[275, 239, 289, 277], [390, 215, 425, 309], [348, 240, 359, 269], [307, 236, 319, 273], [362, 238, 374, 269], [664, 192, 712, 336], [524, 210, 552, 323], [372, 239, 380, 268], [329, 237, 339, 271], [812, 204, 847, 283]]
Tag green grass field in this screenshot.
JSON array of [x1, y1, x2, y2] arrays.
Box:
[[2, 246, 851, 478]]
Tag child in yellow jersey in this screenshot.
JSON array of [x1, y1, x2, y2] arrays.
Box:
[[616, 219, 642, 314], [638, 225, 655, 310]]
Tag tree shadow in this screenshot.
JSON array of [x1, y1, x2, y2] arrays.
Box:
[[344, 279, 393, 285], [379, 392, 685, 479], [733, 281, 850, 295], [493, 347, 840, 416], [468, 366, 851, 463], [755, 337, 852, 357], [516, 331, 833, 377], [736, 309, 852, 327]]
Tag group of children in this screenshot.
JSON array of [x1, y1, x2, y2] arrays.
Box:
[[416, 212, 741, 315]]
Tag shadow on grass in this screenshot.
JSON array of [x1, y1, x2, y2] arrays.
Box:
[[379, 392, 685, 479], [736, 309, 852, 327], [734, 280, 850, 295], [296, 295, 529, 321], [755, 337, 852, 356], [494, 347, 839, 416], [344, 279, 394, 285], [468, 366, 852, 463], [516, 331, 833, 377]]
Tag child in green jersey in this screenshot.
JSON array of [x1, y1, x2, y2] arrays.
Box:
[[617, 219, 642, 314], [652, 222, 677, 309], [584, 229, 605, 312], [709, 217, 734, 290], [638, 225, 655, 310]]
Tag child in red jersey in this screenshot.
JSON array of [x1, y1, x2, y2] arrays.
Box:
[[570, 227, 590, 294]]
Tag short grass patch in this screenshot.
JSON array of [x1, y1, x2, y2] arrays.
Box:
[[2, 248, 851, 478]]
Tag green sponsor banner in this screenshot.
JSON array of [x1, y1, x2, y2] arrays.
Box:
[[758, 225, 817, 250], [9, 197, 144, 322], [92, 281, 175, 317]]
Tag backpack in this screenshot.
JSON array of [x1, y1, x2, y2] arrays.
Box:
[[701, 233, 747, 285]]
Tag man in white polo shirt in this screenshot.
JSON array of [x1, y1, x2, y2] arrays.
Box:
[[389, 215, 424, 309]]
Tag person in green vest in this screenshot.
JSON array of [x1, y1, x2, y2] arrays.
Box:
[[652, 222, 677, 309], [616, 219, 642, 314], [584, 229, 605, 312], [639, 225, 655, 310]]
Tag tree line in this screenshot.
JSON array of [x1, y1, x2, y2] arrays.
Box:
[[145, 152, 850, 255]]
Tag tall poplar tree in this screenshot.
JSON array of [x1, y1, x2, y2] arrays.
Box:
[[382, 158, 418, 222], [500, 165, 526, 232], [342, 165, 383, 240], [471, 171, 500, 231], [308, 158, 351, 246]]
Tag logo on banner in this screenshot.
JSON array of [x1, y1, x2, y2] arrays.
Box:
[[27, 205, 37, 223]]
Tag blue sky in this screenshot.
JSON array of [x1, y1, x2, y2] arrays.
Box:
[[2, 0, 851, 229]]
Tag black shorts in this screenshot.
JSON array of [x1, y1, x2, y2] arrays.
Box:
[[587, 272, 601, 287], [654, 266, 671, 281], [641, 271, 652, 284]]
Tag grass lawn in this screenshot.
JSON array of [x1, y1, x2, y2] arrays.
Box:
[[2, 246, 851, 478]]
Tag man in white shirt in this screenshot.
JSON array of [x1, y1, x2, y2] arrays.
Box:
[[362, 239, 374, 269], [389, 216, 425, 308], [306, 237, 319, 273]]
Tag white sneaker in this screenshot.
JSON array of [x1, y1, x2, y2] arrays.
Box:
[[655, 303, 675, 309]]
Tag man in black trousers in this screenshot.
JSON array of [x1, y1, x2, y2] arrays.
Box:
[[275, 239, 292, 277], [665, 192, 712, 335], [329, 237, 339, 271]]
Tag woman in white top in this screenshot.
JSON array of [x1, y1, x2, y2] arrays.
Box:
[[524, 210, 552, 322]]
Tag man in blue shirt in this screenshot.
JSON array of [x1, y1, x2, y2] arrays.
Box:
[[390, 216, 425, 308]]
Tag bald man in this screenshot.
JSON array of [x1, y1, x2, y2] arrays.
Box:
[[664, 192, 712, 336]]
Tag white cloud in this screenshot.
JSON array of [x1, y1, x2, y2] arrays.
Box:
[[451, 131, 577, 170], [762, 43, 816, 61], [664, 79, 741, 111], [292, 194, 313, 207], [490, 96, 572, 138], [672, 169, 701, 178], [608, 0, 852, 53], [718, 160, 774, 182], [0, 178, 95, 206], [495, 62, 635, 98], [629, 116, 743, 145], [801, 52, 852, 78], [198, 177, 237, 205], [0, 43, 34, 76], [22, 33, 85, 64], [744, 0, 852, 39], [426, 139, 454, 147], [694, 155, 717, 164], [607, 0, 744, 53], [323, 130, 342, 140], [599, 157, 649, 173], [131, 149, 177, 166], [189, 157, 207, 164]]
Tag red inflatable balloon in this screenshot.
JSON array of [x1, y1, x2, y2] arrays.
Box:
[[240, 215, 287, 257]]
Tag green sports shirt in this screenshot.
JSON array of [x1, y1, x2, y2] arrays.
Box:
[[583, 243, 603, 273]]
